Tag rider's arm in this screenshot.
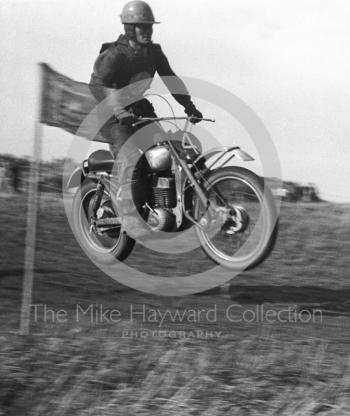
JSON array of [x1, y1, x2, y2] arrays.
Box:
[[153, 45, 197, 110], [89, 48, 129, 115]]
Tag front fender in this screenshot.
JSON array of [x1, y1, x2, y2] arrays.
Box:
[[230, 148, 255, 162], [194, 146, 254, 170]]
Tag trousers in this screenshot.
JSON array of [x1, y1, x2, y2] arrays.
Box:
[[104, 100, 164, 238], [105, 98, 162, 158]]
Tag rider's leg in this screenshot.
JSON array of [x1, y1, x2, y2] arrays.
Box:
[[106, 102, 164, 239], [108, 122, 133, 159]]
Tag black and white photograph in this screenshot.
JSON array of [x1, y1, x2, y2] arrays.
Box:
[[1, 0, 350, 414]]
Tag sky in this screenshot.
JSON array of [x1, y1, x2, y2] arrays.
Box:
[[1, 0, 350, 202]]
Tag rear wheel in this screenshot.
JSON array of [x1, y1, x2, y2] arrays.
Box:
[[71, 180, 135, 264], [194, 167, 278, 270]]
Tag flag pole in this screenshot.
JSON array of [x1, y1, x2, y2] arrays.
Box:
[[19, 65, 43, 335]]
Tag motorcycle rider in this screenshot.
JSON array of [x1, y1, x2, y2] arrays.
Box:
[[89, 0, 203, 158]]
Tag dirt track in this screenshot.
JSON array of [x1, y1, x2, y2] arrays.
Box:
[[1, 193, 350, 415]]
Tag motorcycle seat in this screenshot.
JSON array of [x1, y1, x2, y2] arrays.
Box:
[[88, 150, 115, 173]]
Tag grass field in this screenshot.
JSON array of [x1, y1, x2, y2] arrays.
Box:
[[1, 193, 350, 415]]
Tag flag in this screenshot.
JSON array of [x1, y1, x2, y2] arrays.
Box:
[[39, 63, 109, 143]]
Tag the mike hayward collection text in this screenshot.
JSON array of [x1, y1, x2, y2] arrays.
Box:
[[30, 303, 323, 325]]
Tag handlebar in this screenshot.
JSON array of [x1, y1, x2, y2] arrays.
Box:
[[131, 116, 215, 127]]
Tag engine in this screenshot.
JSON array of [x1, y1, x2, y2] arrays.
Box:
[[152, 176, 176, 208], [144, 144, 177, 231]]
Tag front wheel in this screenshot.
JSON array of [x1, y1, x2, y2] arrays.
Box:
[[71, 180, 135, 265], [194, 167, 278, 270]]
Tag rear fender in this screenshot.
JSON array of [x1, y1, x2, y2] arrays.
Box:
[[67, 167, 85, 189], [66, 160, 93, 189]]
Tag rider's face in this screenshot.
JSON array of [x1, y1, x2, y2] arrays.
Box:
[[135, 24, 153, 45]]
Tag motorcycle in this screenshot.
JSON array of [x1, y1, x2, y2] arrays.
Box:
[[67, 116, 278, 270]]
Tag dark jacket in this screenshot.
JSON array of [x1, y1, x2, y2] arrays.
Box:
[[89, 35, 193, 113]]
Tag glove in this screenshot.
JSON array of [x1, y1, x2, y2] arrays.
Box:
[[115, 109, 137, 126], [184, 103, 203, 124]]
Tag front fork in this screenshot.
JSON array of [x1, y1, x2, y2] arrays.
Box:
[[171, 152, 248, 233], [167, 141, 216, 218]]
